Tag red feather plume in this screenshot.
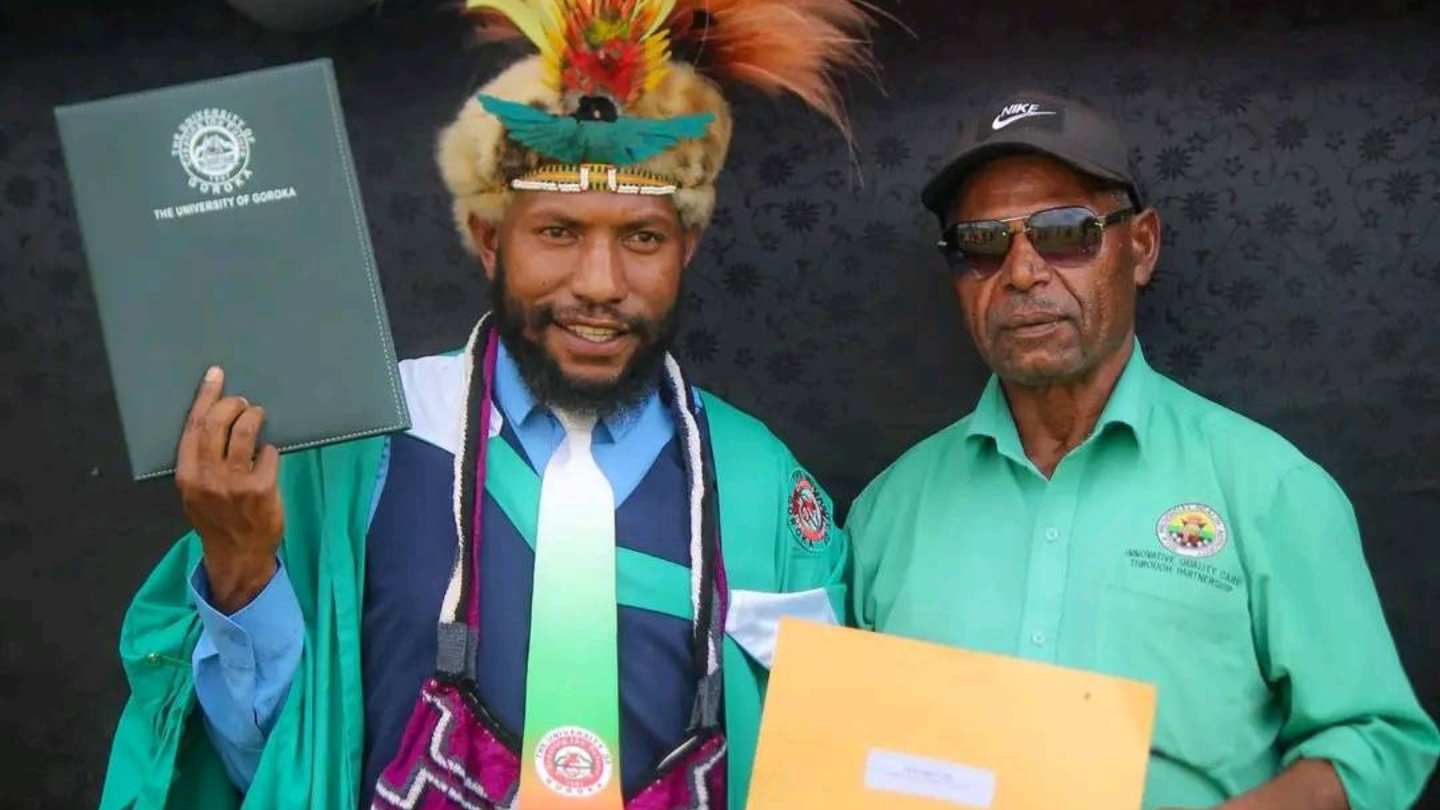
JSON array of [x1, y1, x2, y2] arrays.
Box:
[[463, 0, 886, 143], [664, 0, 883, 142]]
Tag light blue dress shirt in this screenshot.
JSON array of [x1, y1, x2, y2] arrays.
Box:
[[189, 343, 679, 788]]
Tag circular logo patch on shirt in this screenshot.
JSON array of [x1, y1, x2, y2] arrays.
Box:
[[537, 726, 613, 797], [1156, 503, 1228, 558], [789, 471, 831, 551]]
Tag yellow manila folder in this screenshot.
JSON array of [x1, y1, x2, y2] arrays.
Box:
[[747, 619, 1156, 810]]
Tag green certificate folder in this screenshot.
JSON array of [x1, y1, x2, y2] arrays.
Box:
[[56, 59, 409, 480]]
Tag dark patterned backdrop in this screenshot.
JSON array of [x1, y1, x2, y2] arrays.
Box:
[[1, 1, 1437, 807]]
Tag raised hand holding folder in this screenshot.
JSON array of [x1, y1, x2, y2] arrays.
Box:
[[56, 59, 408, 480]]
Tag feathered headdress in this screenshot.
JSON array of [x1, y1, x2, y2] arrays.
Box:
[[438, 0, 880, 250]]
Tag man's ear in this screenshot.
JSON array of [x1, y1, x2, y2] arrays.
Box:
[[468, 213, 501, 282], [1128, 208, 1161, 288]]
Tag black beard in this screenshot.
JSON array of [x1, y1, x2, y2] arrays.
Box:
[[489, 256, 680, 421]]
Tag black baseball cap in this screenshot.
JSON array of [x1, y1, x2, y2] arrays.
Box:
[[921, 89, 1143, 219]]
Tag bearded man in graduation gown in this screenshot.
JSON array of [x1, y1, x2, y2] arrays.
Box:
[[98, 3, 878, 809]]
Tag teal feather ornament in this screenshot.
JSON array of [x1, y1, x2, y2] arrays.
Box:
[[478, 94, 714, 165]]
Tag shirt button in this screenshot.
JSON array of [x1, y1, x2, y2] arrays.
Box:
[[1044, 527, 1060, 542], [1031, 631, 1047, 646]]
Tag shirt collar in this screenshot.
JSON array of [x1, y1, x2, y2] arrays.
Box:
[[965, 339, 1153, 462], [1092, 340, 1152, 445], [965, 374, 1027, 464], [492, 340, 664, 445]]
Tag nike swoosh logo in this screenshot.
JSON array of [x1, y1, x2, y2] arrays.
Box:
[[992, 109, 1056, 130]]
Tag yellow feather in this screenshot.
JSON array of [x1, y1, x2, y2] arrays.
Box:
[[478, 0, 684, 101], [465, 0, 552, 52], [639, 0, 676, 39], [643, 32, 671, 91], [541, 17, 567, 89]]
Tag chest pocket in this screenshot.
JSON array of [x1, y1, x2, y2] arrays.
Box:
[[1096, 581, 1263, 773]]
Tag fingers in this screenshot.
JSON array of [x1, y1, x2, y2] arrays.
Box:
[[188, 366, 224, 424], [195, 395, 251, 464], [175, 367, 279, 498], [252, 444, 280, 486], [178, 366, 224, 474], [225, 406, 266, 469]]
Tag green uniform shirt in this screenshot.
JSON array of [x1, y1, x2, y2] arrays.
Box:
[[847, 343, 1438, 810]]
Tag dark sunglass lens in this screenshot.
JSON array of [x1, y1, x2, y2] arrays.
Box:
[[947, 222, 1010, 276], [1029, 206, 1102, 265], [961, 252, 1005, 277]]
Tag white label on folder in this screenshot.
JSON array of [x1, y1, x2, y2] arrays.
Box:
[[864, 749, 996, 808]]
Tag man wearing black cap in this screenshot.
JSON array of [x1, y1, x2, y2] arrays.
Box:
[[845, 90, 1438, 809]]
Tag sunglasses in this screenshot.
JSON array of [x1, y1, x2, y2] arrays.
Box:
[[937, 205, 1135, 277]]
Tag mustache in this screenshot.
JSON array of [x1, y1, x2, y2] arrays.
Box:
[[991, 296, 1073, 327], [523, 302, 661, 339]]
